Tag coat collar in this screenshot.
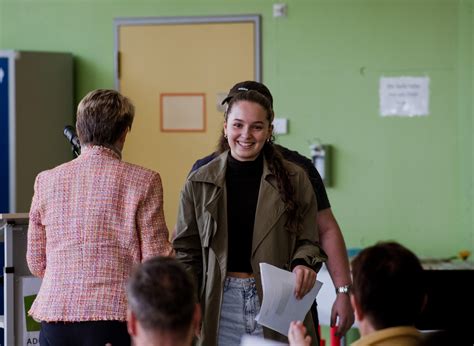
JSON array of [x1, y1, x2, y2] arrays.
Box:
[[351, 326, 423, 346], [81, 145, 122, 160], [189, 150, 280, 190], [188, 151, 228, 187], [252, 166, 287, 256], [189, 150, 288, 257]]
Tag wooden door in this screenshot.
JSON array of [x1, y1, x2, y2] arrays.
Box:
[[115, 16, 260, 231]]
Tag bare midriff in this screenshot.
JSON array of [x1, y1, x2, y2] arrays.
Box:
[[227, 272, 254, 278]]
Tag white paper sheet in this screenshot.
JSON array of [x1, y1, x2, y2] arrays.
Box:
[[240, 334, 286, 346], [255, 263, 323, 336]]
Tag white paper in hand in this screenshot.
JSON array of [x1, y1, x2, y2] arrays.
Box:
[[255, 262, 323, 336], [240, 335, 286, 346]]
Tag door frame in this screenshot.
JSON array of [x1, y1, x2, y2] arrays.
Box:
[[113, 15, 262, 90]]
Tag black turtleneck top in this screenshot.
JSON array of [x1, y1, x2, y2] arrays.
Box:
[[226, 153, 263, 273]]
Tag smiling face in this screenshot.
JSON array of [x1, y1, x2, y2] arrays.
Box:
[[224, 100, 273, 162]]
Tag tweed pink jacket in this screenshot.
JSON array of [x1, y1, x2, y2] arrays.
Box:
[[27, 145, 173, 322]]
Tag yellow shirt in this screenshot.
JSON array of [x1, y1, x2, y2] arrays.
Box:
[[351, 326, 424, 346]]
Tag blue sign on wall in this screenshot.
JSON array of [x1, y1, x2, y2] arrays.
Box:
[[0, 57, 9, 213]]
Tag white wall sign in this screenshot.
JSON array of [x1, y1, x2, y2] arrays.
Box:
[[379, 76, 430, 117]]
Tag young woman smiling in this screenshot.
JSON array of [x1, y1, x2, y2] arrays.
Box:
[[173, 84, 327, 346]]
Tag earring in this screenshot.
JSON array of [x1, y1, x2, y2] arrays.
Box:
[[224, 134, 228, 139]]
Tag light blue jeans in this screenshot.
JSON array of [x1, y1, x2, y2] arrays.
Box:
[[217, 276, 264, 346]]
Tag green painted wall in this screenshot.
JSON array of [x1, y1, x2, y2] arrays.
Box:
[[1, 0, 472, 258]]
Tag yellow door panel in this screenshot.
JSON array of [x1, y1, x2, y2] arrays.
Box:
[[117, 19, 258, 231]]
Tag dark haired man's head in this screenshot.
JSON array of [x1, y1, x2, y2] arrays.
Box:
[[127, 257, 200, 346], [350, 241, 426, 330]]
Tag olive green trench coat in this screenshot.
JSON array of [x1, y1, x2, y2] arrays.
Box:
[[173, 151, 327, 346]]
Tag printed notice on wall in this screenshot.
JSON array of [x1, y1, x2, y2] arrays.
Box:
[[379, 76, 429, 117]]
